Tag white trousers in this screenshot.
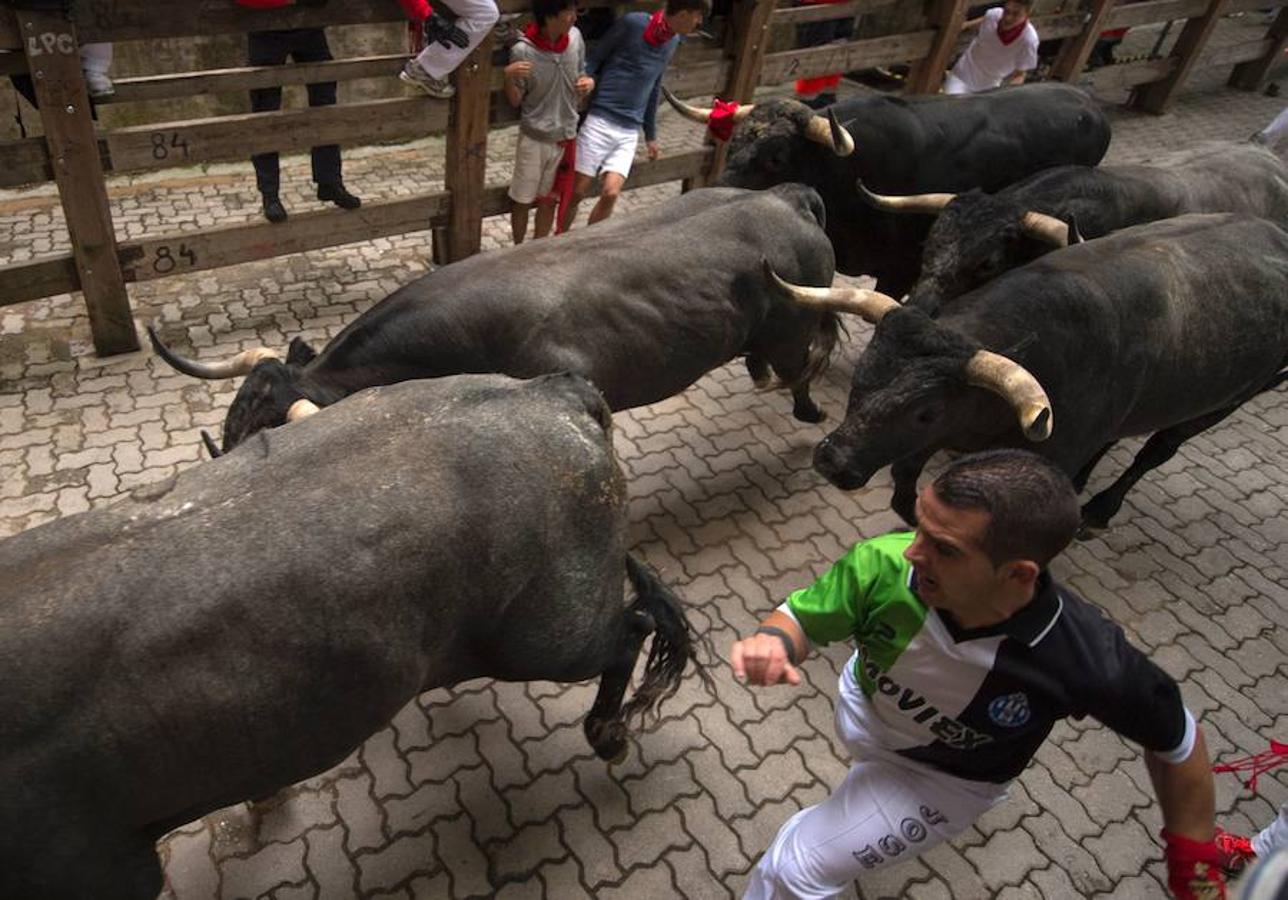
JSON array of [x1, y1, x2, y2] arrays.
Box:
[[80, 42, 113, 76], [744, 657, 1008, 900], [1254, 802, 1288, 857], [412, 0, 499, 79]]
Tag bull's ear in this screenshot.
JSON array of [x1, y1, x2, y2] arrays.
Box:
[[1066, 214, 1085, 245], [286, 337, 317, 367]]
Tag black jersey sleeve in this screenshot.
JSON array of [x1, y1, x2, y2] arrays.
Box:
[[1061, 597, 1189, 758]]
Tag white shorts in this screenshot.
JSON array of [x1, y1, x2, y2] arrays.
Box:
[[943, 71, 971, 95], [743, 656, 1009, 899], [574, 113, 639, 179], [509, 133, 564, 205]]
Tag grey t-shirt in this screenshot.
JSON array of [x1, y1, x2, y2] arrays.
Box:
[[509, 27, 586, 143]]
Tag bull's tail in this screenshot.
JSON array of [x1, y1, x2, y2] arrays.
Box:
[[618, 556, 707, 727], [793, 310, 845, 389]]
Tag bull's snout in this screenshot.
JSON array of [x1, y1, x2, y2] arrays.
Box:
[[812, 435, 876, 490]]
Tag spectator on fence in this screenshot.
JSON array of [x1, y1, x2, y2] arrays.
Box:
[[237, 0, 361, 223], [503, 0, 592, 244], [398, 0, 500, 100], [790, 0, 854, 110], [560, 0, 708, 231], [944, 0, 1039, 95], [730, 448, 1228, 900]]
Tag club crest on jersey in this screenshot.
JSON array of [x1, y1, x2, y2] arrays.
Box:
[[988, 692, 1031, 728]]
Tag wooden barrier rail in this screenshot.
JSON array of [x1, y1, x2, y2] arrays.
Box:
[[1, 0, 1284, 356]]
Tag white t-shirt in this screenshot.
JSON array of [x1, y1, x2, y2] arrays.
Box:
[[950, 7, 1039, 92]]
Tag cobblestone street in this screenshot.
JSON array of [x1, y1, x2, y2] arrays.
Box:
[[1, 18, 1286, 899]]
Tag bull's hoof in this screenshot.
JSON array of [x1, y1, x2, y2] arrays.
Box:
[[793, 403, 827, 424], [585, 717, 628, 763], [1076, 520, 1107, 542]]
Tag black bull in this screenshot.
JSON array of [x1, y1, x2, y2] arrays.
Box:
[[150, 184, 839, 452], [669, 82, 1110, 296], [768, 213, 1288, 528], [865, 141, 1288, 313], [0, 374, 701, 900]]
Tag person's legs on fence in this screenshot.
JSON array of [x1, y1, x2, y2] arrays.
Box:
[[402, 0, 500, 98], [249, 30, 291, 222], [289, 27, 360, 210]]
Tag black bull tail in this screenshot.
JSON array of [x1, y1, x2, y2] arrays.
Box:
[[793, 310, 845, 391], [582, 556, 709, 761]]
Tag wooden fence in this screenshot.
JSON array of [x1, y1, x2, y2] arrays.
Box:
[[0, 0, 1283, 355]]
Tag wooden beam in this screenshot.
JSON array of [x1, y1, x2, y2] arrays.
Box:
[[103, 97, 448, 174], [1032, 12, 1090, 42], [1084, 56, 1176, 91], [22, 8, 136, 355], [442, 34, 495, 263], [1228, 6, 1288, 91], [771, 0, 900, 26], [759, 29, 936, 84], [1104, 0, 1208, 29], [906, 0, 966, 95], [1050, 0, 1118, 82], [98, 55, 408, 106], [702, 0, 776, 186], [1132, 0, 1232, 113], [0, 150, 711, 306], [0, 137, 57, 188]]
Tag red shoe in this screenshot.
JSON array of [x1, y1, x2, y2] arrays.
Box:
[[1213, 827, 1257, 876]]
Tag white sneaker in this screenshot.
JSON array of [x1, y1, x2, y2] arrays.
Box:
[[400, 60, 454, 99], [85, 70, 115, 98]]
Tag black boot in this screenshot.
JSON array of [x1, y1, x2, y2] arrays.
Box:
[[318, 183, 361, 210], [263, 196, 287, 223]]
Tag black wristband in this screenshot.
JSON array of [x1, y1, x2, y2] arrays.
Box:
[[755, 625, 798, 665]]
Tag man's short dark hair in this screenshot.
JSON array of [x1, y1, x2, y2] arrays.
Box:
[[665, 0, 709, 17], [532, 0, 575, 27], [931, 449, 1079, 568]]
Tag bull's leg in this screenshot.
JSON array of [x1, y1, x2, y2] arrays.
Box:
[[583, 605, 654, 763], [891, 450, 934, 526], [1072, 441, 1115, 493], [790, 382, 826, 424], [1079, 407, 1237, 534], [746, 353, 772, 389], [584, 557, 702, 762]]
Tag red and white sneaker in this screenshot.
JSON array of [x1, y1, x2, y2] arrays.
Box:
[[1213, 827, 1257, 877]]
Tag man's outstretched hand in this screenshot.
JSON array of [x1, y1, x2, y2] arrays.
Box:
[[731, 632, 802, 686]]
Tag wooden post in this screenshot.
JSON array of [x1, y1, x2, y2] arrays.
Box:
[[1228, 6, 1288, 92], [695, 0, 775, 187], [1131, 0, 1231, 114], [1049, 0, 1117, 83], [20, 8, 138, 355], [442, 33, 495, 262], [905, 0, 965, 94]]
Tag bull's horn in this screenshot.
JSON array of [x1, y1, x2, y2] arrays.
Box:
[[804, 109, 855, 157], [763, 260, 899, 325], [286, 398, 321, 422], [147, 326, 280, 380], [200, 430, 222, 459], [1020, 210, 1070, 247], [660, 86, 754, 124], [964, 349, 1052, 441], [856, 180, 955, 214]]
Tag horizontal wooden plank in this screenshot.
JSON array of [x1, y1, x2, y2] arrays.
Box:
[[1106, 0, 1210, 29], [101, 55, 408, 106], [104, 97, 448, 173], [772, 0, 901, 26], [1084, 56, 1177, 91], [1226, 0, 1286, 12], [1199, 36, 1273, 66], [760, 29, 935, 83], [0, 254, 78, 307], [1, 148, 710, 305], [0, 137, 54, 188], [0, 50, 26, 75], [1031, 12, 1089, 41]]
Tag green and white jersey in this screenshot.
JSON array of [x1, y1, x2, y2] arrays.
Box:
[[783, 532, 1192, 784]]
